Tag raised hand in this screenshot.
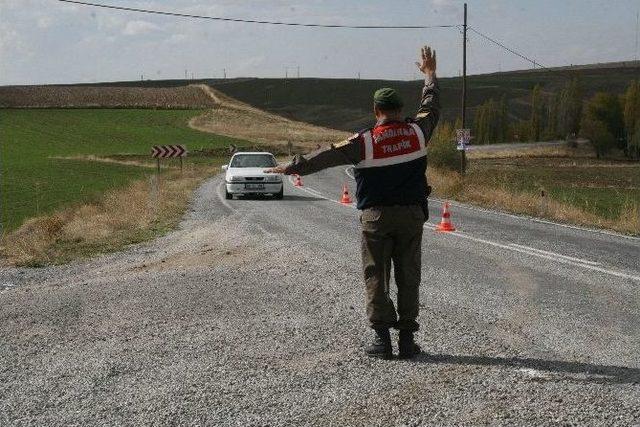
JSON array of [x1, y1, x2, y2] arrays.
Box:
[[415, 45, 436, 77]]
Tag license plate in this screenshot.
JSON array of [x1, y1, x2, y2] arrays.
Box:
[[245, 183, 264, 190]]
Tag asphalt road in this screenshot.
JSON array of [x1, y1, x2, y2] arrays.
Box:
[[1, 167, 639, 426]]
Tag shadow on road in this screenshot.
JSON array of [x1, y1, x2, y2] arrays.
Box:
[[235, 194, 324, 202], [283, 195, 325, 202], [414, 353, 640, 385]]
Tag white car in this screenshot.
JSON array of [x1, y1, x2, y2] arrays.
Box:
[[222, 152, 283, 200]]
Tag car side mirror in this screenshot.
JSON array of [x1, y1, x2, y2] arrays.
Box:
[[221, 165, 228, 171]]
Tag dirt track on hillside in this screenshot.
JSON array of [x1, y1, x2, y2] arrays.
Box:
[[188, 84, 349, 149]]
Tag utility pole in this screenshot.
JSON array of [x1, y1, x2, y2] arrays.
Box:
[[184, 69, 188, 80], [460, 2, 468, 175], [297, 66, 300, 78], [223, 68, 227, 79], [634, 12, 640, 61]]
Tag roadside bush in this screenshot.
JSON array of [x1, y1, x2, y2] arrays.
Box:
[[581, 118, 616, 159], [428, 122, 458, 171], [631, 121, 640, 159], [582, 92, 624, 149]]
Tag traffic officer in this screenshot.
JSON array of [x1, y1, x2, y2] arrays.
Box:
[[266, 46, 439, 359]]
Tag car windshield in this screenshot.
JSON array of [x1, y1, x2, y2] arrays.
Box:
[[230, 154, 276, 168]]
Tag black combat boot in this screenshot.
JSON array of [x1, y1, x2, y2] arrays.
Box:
[[365, 328, 392, 359], [398, 330, 421, 359]]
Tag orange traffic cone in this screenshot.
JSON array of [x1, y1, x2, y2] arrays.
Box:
[[293, 174, 303, 187], [340, 183, 353, 204], [436, 202, 456, 232]]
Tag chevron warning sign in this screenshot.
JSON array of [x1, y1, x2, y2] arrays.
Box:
[[151, 145, 187, 158]]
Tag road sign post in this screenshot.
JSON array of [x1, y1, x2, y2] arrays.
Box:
[[460, 3, 468, 175], [149, 174, 159, 219]]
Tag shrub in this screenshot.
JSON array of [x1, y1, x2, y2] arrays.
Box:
[[630, 122, 640, 159], [583, 92, 624, 144], [428, 122, 459, 171], [581, 118, 616, 159]]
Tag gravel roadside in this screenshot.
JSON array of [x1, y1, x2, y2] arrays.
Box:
[[1, 176, 638, 426]]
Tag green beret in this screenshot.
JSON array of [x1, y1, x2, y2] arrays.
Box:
[[373, 87, 403, 110]]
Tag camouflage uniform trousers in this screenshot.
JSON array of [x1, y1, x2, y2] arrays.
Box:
[[360, 204, 425, 332]]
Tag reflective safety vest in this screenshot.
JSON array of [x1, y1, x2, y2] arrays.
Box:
[[352, 120, 429, 210], [356, 121, 427, 169]]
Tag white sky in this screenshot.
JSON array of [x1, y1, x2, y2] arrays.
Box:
[[1, 0, 639, 85]]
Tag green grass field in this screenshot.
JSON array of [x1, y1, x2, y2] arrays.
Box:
[[1, 109, 245, 231], [469, 158, 640, 221]]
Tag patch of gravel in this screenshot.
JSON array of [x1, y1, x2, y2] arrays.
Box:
[[0, 177, 638, 426]]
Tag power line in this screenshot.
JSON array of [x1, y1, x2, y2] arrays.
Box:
[[57, 0, 458, 29], [468, 26, 547, 69], [56, 0, 556, 76]]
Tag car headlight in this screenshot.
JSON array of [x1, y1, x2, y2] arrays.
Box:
[[230, 176, 243, 182]]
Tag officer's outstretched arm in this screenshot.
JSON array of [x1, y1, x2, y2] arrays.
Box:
[[265, 137, 362, 176], [414, 45, 441, 141]]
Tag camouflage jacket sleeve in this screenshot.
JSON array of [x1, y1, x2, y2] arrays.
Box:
[[414, 74, 440, 142], [284, 134, 363, 176]]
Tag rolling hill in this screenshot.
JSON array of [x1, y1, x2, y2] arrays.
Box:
[[2, 61, 640, 132], [207, 61, 640, 131]]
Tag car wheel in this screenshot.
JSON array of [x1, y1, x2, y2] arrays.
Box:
[[274, 187, 284, 200], [225, 189, 233, 200]]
